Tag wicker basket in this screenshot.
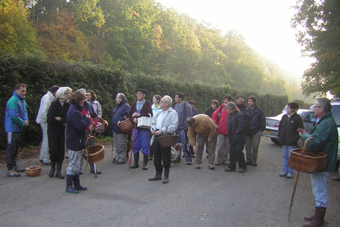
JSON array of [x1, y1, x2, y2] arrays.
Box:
[[118, 116, 133, 134], [94, 117, 108, 135], [288, 137, 327, 173], [157, 135, 179, 148], [86, 137, 105, 163], [26, 159, 42, 177]]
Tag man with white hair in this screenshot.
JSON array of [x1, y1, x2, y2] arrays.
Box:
[[149, 95, 178, 184]]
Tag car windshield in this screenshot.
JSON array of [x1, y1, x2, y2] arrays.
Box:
[[331, 105, 340, 126]]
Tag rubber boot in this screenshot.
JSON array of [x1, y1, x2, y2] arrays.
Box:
[[49, 161, 56, 178], [303, 207, 326, 227], [90, 163, 101, 174], [56, 162, 64, 179], [130, 153, 139, 169], [74, 174, 87, 191], [148, 169, 162, 181], [304, 213, 315, 222], [66, 175, 79, 194], [162, 168, 170, 184], [143, 154, 148, 170]]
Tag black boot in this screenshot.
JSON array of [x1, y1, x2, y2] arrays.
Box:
[[56, 162, 64, 179], [148, 169, 162, 181], [90, 163, 101, 174], [130, 153, 139, 169], [162, 168, 170, 184], [74, 174, 87, 191], [66, 175, 79, 194], [49, 161, 56, 178], [143, 154, 148, 170], [303, 207, 326, 227]]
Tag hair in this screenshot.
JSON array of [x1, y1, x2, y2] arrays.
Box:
[[223, 94, 232, 101], [118, 93, 127, 102], [225, 102, 239, 113], [235, 94, 243, 100], [248, 95, 256, 103], [49, 85, 60, 93], [77, 88, 86, 94], [70, 90, 86, 105], [162, 95, 172, 106], [153, 94, 161, 102], [211, 99, 219, 106], [175, 92, 184, 100], [287, 102, 299, 112], [189, 100, 195, 105], [15, 83, 26, 90], [316, 97, 331, 112], [56, 87, 72, 99], [88, 90, 97, 101], [186, 117, 195, 126]]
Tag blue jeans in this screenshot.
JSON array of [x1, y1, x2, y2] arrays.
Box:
[[311, 171, 329, 207], [282, 145, 296, 176], [176, 129, 191, 162]]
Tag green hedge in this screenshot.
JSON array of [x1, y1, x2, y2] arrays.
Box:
[[0, 54, 287, 149]]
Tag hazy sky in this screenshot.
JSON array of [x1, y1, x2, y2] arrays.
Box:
[[157, 0, 314, 80]]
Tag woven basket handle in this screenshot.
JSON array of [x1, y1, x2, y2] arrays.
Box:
[[301, 137, 313, 155], [86, 136, 98, 146], [26, 159, 42, 168]]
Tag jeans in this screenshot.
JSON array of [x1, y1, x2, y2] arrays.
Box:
[[282, 145, 296, 176], [311, 171, 329, 207], [176, 129, 191, 162]]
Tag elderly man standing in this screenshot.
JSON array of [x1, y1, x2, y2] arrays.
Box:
[[129, 88, 153, 170], [36, 85, 59, 165], [298, 98, 338, 227], [174, 92, 192, 164], [243, 95, 265, 167], [149, 95, 178, 184], [112, 93, 130, 164], [5, 83, 29, 177], [186, 114, 218, 170]]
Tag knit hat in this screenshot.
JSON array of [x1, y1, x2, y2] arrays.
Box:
[[56, 87, 71, 99]]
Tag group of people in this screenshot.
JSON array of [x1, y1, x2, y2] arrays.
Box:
[[4, 84, 339, 226]]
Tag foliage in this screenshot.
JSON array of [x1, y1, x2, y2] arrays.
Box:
[[292, 0, 340, 96]]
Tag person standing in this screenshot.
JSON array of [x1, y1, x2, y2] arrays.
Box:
[[112, 93, 130, 164], [87, 90, 102, 117], [212, 94, 232, 165], [5, 83, 29, 177], [298, 98, 338, 227], [186, 114, 218, 170], [235, 94, 246, 111], [129, 88, 153, 170], [47, 87, 72, 179], [149, 94, 162, 160], [204, 100, 219, 118], [278, 102, 303, 179], [36, 85, 59, 165], [243, 95, 265, 166], [189, 100, 198, 116], [174, 92, 192, 164], [149, 95, 178, 184]]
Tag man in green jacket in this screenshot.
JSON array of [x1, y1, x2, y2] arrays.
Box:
[[298, 98, 338, 227]]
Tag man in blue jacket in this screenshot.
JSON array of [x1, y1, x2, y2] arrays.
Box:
[[112, 93, 130, 164], [243, 95, 265, 166], [5, 83, 29, 177]]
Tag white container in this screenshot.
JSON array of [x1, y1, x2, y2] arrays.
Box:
[[137, 114, 152, 129]]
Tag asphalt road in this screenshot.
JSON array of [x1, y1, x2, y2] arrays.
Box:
[[0, 137, 339, 227]]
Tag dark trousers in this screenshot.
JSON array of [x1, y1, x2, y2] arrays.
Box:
[[48, 129, 65, 163], [228, 141, 246, 170], [5, 132, 21, 171], [153, 137, 171, 171]]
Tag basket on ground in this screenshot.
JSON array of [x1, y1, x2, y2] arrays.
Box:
[[288, 137, 327, 173], [157, 135, 179, 148], [118, 116, 133, 134], [86, 137, 105, 163], [26, 159, 42, 177]]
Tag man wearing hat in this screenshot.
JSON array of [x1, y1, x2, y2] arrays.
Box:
[[129, 88, 153, 170]]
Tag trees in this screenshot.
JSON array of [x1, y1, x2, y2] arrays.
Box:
[[292, 0, 340, 96]]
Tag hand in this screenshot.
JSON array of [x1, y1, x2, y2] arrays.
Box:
[[155, 129, 162, 136], [208, 138, 212, 143], [193, 146, 198, 154], [24, 120, 29, 126], [151, 130, 156, 135], [55, 117, 61, 121], [132, 112, 140, 117], [117, 121, 120, 126], [297, 128, 306, 135], [133, 118, 137, 123]]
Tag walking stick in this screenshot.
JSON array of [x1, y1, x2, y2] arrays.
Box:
[[288, 171, 300, 221], [128, 125, 137, 171]]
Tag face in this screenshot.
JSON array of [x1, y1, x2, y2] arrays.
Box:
[[236, 97, 243, 104], [65, 89, 72, 101], [136, 91, 145, 101], [16, 86, 27, 98], [223, 98, 229, 105], [115, 93, 122, 104], [313, 102, 324, 118], [85, 92, 91, 101], [226, 108, 232, 114], [248, 99, 255, 108], [286, 106, 294, 115], [153, 96, 160, 104], [79, 98, 86, 107], [174, 95, 181, 104], [190, 104, 195, 110], [160, 97, 168, 109], [211, 103, 217, 109]]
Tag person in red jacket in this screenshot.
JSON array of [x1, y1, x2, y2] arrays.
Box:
[[212, 94, 232, 165]]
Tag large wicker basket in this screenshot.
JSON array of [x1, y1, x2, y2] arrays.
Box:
[[157, 135, 179, 148], [94, 117, 108, 135], [85, 137, 105, 163], [288, 137, 327, 173], [26, 159, 42, 177], [118, 116, 133, 134]]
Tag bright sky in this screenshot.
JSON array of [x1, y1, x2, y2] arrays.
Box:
[[157, 0, 314, 81]]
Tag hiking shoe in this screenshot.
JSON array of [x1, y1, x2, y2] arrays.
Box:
[[195, 164, 201, 169], [7, 169, 21, 177], [251, 160, 257, 166], [186, 161, 192, 165], [14, 167, 25, 173], [279, 173, 287, 177], [215, 162, 220, 166], [245, 159, 252, 165], [238, 169, 246, 173], [209, 164, 215, 170], [286, 174, 293, 179]]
